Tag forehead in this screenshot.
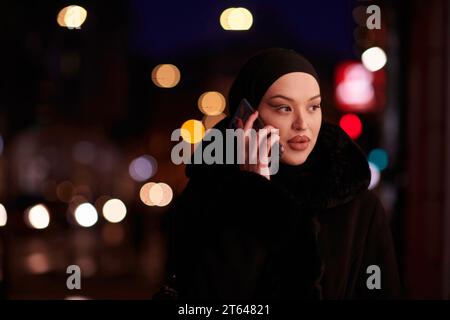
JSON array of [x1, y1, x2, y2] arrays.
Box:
[[264, 72, 320, 100]]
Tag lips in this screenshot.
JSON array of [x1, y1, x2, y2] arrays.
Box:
[[287, 135, 310, 151], [288, 135, 310, 143]]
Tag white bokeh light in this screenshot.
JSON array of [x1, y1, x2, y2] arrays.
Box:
[[102, 199, 127, 223], [26, 204, 50, 229], [361, 47, 387, 72], [0, 204, 7, 227], [149, 183, 164, 206], [74, 203, 98, 227], [156, 183, 173, 207]]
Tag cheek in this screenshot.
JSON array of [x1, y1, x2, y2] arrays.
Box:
[[258, 110, 289, 136], [311, 114, 322, 139]]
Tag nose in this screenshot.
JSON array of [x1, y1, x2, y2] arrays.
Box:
[[291, 111, 307, 131]]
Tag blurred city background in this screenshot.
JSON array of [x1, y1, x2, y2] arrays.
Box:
[[0, 0, 449, 299]]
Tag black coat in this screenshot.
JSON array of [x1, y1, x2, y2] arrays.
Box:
[[164, 118, 402, 300]]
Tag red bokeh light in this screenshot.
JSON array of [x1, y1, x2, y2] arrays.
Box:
[[339, 113, 363, 140]]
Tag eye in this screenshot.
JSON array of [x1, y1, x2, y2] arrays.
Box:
[[276, 105, 292, 113], [308, 104, 321, 112]]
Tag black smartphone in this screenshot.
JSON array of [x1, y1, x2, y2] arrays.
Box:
[[229, 98, 284, 155], [229, 98, 265, 130]]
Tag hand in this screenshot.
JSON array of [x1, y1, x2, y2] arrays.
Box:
[[236, 111, 280, 180]]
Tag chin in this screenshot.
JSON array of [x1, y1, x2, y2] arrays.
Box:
[[280, 152, 310, 166]]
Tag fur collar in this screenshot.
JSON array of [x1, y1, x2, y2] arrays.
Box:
[[186, 117, 371, 210]]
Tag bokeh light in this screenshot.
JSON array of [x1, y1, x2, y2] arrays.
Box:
[[362, 47, 387, 72], [102, 198, 127, 223], [339, 114, 363, 140], [368, 161, 381, 190], [128, 155, 158, 182], [57, 6, 70, 27], [198, 91, 226, 116], [0, 204, 7, 227], [180, 119, 205, 144], [149, 183, 164, 206], [57, 5, 87, 29], [65, 295, 90, 300], [219, 8, 234, 29], [25, 204, 50, 229], [67, 195, 88, 226], [140, 182, 157, 206], [220, 7, 253, 30], [368, 148, 389, 171], [26, 252, 50, 274], [151, 64, 181, 88], [335, 62, 374, 110], [139, 182, 173, 206], [156, 183, 173, 207], [74, 203, 98, 227]]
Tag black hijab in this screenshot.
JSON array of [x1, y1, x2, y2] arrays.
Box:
[[188, 48, 370, 210], [227, 48, 319, 117]]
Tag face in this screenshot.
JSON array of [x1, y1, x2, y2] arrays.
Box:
[[258, 72, 322, 165]]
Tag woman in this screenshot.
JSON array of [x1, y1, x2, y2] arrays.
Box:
[[159, 48, 402, 300]]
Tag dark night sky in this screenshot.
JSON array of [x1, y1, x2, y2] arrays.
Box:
[[129, 0, 356, 60]]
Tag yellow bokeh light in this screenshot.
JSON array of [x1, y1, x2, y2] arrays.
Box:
[[220, 8, 235, 30], [57, 5, 87, 29], [102, 199, 127, 223], [198, 91, 226, 116], [25, 204, 50, 230], [156, 183, 173, 207], [65, 5, 87, 29], [57, 7, 70, 27], [202, 113, 227, 129], [180, 119, 205, 144], [220, 7, 253, 30], [151, 64, 181, 88]]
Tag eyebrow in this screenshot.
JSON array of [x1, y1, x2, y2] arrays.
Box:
[[269, 94, 321, 102]]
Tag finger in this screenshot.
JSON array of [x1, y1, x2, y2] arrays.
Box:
[[258, 126, 277, 152], [248, 129, 258, 165], [257, 128, 272, 166], [244, 111, 259, 132]]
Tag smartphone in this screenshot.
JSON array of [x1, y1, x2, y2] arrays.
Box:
[[229, 98, 284, 155], [229, 98, 265, 130]]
